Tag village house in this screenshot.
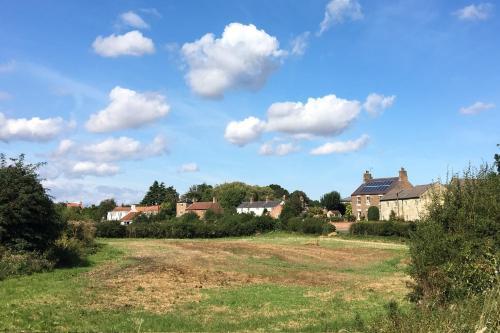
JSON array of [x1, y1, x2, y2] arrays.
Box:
[[380, 183, 444, 221], [66, 201, 83, 209], [176, 198, 223, 219], [107, 205, 161, 225], [351, 168, 413, 220], [236, 197, 284, 219]]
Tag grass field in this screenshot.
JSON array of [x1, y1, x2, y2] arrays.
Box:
[[0, 232, 410, 332]]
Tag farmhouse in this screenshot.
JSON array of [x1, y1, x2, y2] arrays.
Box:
[[107, 205, 160, 225], [66, 201, 83, 209], [236, 198, 284, 219], [380, 183, 444, 221], [351, 168, 413, 220], [176, 198, 223, 219]]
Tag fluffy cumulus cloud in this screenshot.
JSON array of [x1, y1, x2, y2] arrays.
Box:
[[259, 142, 299, 156], [120, 11, 149, 29], [179, 162, 199, 173], [363, 93, 396, 116], [224, 116, 266, 146], [92, 31, 155, 57], [319, 0, 363, 35], [0, 112, 71, 142], [453, 3, 494, 21], [69, 161, 119, 177], [459, 101, 495, 115], [86, 86, 170, 132], [181, 22, 286, 98], [290, 32, 310, 56], [310, 134, 369, 155]]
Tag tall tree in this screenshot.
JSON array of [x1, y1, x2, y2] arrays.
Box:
[[182, 183, 214, 202], [141, 181, 178, 206], [320, 190, 345, 214], [268, 184, 289, 199], [0, 154, 64, 252]]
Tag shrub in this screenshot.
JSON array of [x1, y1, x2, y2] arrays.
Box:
[[350, 221, 416, 238], [0, 248, 54, 280], [48, 235, 86, 267], [96, 221, 126, 238], [367, 206, 380, 221], [286, 217, 335, 235]]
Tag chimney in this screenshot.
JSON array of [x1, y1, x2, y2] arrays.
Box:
[[131, 204, 136, 211], [212, 197, 216, 203], [265, 196, 269, 203], [399, 167, 408, 183], [282, 195, 286, 201], [250, 196, 254, 203], [363, 170, 373, 183]]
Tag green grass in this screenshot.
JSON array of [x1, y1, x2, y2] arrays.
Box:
[[1, 233, 410, 332]]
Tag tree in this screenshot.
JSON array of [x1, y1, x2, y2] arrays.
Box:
[[367, 206, 380, 221], [141, 181, 178, 207], [280, 191, 309, 222], [320, 191, 341, 211], [0, 154, 65, 252], [268, 184, 289, 199], [495, 144, 500, 174], [95, 199, 116, 222], [213, 182, 274, 209], [182, 183, 214, 202]]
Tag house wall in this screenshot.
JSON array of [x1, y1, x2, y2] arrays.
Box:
[[107, 211, 129, 221], [176, 203, 189, 217], [380, 189, 436, 221], [350, 194, 384, 220], [269, 205, 283, 219]]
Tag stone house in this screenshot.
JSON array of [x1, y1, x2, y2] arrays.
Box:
[[380, 183, 444, 221], [351, 168, 413, 220], [177, 198, 223, 219], [236, 198, 284, 219]]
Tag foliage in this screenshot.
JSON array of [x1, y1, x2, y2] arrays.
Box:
[[350, 221, 416, 238], [95, 221, 126, 238], [213, 182, 274, 209], [0, 154, 65, 253], [182, 183, 214, 202], [0, 248, 54, 280], [407, 164, 499, 304], [141, 181, 179, 207], [268, 184, 289, 199], [367, 206, 380, 221], [320, 190, 341, 211], [286, 217, 335, 235]]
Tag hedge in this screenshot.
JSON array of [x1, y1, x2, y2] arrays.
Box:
[[349, 221, 416, 238]]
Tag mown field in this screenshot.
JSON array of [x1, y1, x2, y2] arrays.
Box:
[[0, 233, 410, 332]]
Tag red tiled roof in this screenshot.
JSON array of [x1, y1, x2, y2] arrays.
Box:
[[66, 202, 82, 208], [113, 206, 131, 212], [136, 205, 160, 213], [121, 211, 141, 221], [187, 202, 222, 211]]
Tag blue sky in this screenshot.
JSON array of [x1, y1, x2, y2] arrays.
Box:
[[0, 0, 498, 204]]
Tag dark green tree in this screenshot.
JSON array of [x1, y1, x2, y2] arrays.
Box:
[[494, 144, 499, 173], [268, 184, 289, 199], [182, 183, 214, 202], [95, 199, 116, 222], [141, 181, 179, 207], [280, 191, 310, 222], [320, 191, 341, 211], [0, 154, 65, 252], [367, 206, 380, 221]]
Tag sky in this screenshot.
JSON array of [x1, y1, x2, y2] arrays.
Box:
[[0, 0, 499, 204]]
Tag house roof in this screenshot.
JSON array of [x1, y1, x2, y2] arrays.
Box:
[[121, 211, 141, 221], [136, 205, 160, 213], [381, 184, 432, 201], [340, 197, 351, 203], [66, 202, 82, 208], [186, 202, 222, 211], [237, 200, 282, 209], [112, 206, 131, 212], [351, 177, 400, 196]]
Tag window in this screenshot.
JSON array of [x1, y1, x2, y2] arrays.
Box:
[[357, 196, 361, 205], [366, 196, 371, 205]]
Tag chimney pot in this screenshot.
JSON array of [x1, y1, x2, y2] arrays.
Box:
[[363, 170, 373, 183], [399, 167, 408, 183]]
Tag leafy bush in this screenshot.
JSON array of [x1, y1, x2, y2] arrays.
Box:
[[0, 248, 54, 280], [350, 221, 416, 238], [367, 206, 380, 221], [48, 235, 86, 267], [96, 221, 127, 238], [286, 217, 335, 235], [407, 165, 499, 304]]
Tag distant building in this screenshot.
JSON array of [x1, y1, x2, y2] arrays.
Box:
[[351, 168, 413, 220], [107, 205, 161, 225], [380, 183, 444, 221], [236, 198, 284, 219], [66, 201, 83, 209], [177, 198, 223, 219]]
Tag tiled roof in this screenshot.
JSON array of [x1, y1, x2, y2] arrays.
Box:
[[351, 177, 399, 196], [187, 202, 222, 211], [121, 211, 141, 221], [237, 200, 282, 209], [136, 205, 160, 213], [113, 206, 131, 212], [381, 184, 432, 201]]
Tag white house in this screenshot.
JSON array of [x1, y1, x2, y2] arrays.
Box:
[[236, 199, 284, 219], [107, 205, 161, 225]]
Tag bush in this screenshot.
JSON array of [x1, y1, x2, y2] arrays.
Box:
[[367, 206, 380, 221], [350, 221, 416, 238], [0, 248, 54, 280], [286, 217, 335, 235], [407, 165, 500, 304], [48, 235, 86, 267], [96, 221, 126, 238]]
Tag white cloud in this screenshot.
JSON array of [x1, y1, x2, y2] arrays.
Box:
[[310, 134, 369, 155], [453, 3, 494, 21], [319, 0, 363, 35], [86, 86, 170, 132], [120, 11, 149, 29], [0, 112, 71, 142], [53, 139, 75, 156], [291, 32, 310, 56], [259, 142, 299, 156], [363, 93, 396, 116], [92, 30, 155, 57], [0, 60, 16, 73], [265, 94, 361, 137], [69, 161, 119, 177], [224, 116, 266, 146], [181, 22, 286, 98], [140, 8, 162, 18], [0, 91, 12, 100], [179, 162, 199, 173], [459, 101, 495, 115]]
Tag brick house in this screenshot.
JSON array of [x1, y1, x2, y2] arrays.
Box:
[[177, 198, 223, 219], [351, 168, 413, 220]]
